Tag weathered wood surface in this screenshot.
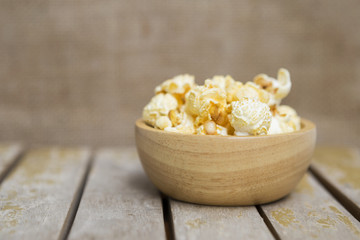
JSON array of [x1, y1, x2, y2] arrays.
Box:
[[261, 173, 360, 240], [171, 200, 274, 240], [1, 145, 360, 240], [0, 143, 21, 179], [311, 147, 360, 215], [68, 148, 166, 240], [0, 147, 90, 239]]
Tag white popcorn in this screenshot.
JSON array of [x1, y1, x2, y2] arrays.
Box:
[[196, 121, 229, 136], [234, 82, 270, 104], [204, 76, 231, 91], [164, 111, 195, 134], [184, 86, 205, 116], [268, 105, 301, 134], [155, 74, 195, 95], [229, 99, 272, 136], [155, 116, 172, 130], [276, 105, 301, 132], [268, 116, 283, 135], [185, 86, 227, 126], [204, 75, 243, 103], [142, 93, 178, 127], [253, 68, 292, 106]]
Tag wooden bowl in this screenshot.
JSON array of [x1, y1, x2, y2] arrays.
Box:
[[135, 118, 316, 206]]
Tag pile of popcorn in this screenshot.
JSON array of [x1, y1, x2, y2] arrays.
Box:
[[142, 68, 301, 136]]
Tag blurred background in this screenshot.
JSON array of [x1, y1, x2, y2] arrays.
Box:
[[0, 0, 359, 147]]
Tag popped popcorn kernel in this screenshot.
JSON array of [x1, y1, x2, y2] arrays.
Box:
[[164, 111, 195, 134], [229, 98, 272, 136], [185, 86, 227, 126], [143, 93, 178, 127], [234, 82, 270, 104], [155, 116, 172, 130], [268, 116, 283, 135], [155, 74, 195, 96], [276, 105, 301, 132], [253, 68, 291, 106], [185, 86, 205, 116], [142, 69, 300, 136], [196, 121, 229, 136], [204, 75, 243, 103]]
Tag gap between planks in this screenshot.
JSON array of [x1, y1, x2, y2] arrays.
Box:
[[0, 145, 24, 186], [309, 166, 360, 222], [161, 193, 175, 240], [58, 153, 94, 240], [256, 205, 281, 240]]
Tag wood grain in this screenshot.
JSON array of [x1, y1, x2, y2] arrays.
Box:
[[171, 200, 274, 240], [68, 148, 166, 240], [0, 147, 90, 239], [136, 118, 316, 205], [260, 173, 360, 240], [311, 147, 360, 218], [0, 143, 22, 180]]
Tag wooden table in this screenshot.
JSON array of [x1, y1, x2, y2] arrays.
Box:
[[0, 144, 359, 240]]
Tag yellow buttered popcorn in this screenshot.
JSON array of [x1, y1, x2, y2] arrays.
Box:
[[143, 68, 300, 136]]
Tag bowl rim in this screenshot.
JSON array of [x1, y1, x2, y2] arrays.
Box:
[[135, 118, 316, 139]]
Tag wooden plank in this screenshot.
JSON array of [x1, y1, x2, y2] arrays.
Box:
[[0, 143, 22, 180], [0, 147, 90, 239], [311, 147, 360, 219], [170, 200, 274, 240], [68, 148, 166, 240], [261, 173, 360, 240]]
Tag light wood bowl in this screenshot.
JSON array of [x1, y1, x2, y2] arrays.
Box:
[[135, 118, 316, 206]]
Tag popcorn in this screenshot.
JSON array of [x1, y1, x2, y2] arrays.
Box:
[[185, 86, 205, 116], [229, 99, 272, 136], [204, 75, 243, 103], [253, 68, 291, 106], [233, 82, 270, 104], [164, 111, 195, 134], [268, 105, 300, 134], [142, 93, 178, 127], [196, 121, 229, 136], [185, 86, 227, 126], [155, 74, 195, 96], [143, 69, 300, 136], [268, 116, 283, 135], [155, 116, 172, 130], [276, 105, 301, 132]]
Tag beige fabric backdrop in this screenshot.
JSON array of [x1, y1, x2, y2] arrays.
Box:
[[0, 0, 359, 147]]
